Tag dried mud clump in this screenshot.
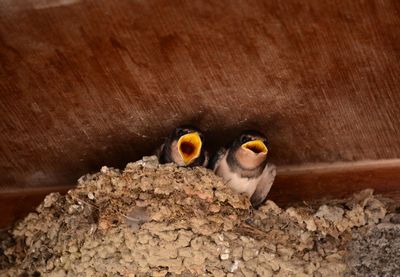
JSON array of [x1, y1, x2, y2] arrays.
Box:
[[1, 156, 399, 276], [346, 217, 400, 276]]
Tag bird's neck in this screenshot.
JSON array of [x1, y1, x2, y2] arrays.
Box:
[[235, 148, 266, 169], [227, 148, 267, 178]]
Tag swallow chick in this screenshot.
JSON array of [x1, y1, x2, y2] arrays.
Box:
[[157, 126, 208, 167], [209, 130, 276, 208]]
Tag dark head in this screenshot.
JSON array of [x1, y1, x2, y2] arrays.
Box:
[[164, 126, 205, 166], [228, 130, 269, 172]]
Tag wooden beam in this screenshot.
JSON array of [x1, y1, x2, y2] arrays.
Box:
[[1, 0, 400, 192], [269, 159, 400, 206], [0, 186, 70, 230]]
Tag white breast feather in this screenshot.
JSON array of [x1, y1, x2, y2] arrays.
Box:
[[216, 152, 261, 197]]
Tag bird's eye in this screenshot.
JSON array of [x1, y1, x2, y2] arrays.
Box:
[[240, 135, 250, 144], [176, 128, 185, 137]]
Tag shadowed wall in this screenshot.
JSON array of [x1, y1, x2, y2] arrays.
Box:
[[0, 0, 399, 195]]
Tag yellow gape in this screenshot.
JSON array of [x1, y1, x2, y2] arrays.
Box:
[[177, 132, 202, 165], [241, 140, 268, 155]]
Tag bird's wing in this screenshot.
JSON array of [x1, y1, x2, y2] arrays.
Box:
[[250, 163, 277, 208], [202, 150, 210, 167], [154, 143, 165, 161], [208, 148, 227, 171]]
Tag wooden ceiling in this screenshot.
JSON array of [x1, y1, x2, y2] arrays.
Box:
[[0, 0, 399, 192]]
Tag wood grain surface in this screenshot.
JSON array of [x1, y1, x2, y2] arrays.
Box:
[[0, 0, 399, 193]]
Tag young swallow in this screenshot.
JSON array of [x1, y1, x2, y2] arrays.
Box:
[[157, 126, 208, 167], [209, 130, 276, 208]]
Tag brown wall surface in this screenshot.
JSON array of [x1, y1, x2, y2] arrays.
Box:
[[1, 0, 400, 191]]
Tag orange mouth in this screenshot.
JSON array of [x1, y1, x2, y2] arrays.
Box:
[[177, 132, 202, 165], [241, 140, 268, 155]]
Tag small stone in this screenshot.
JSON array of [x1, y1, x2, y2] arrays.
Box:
[[304, 218, 317, 232], [50, 270, 67, 277], [46, 260, 55, 271], [365, 199, 386, 224], [209, 204, 221, 213], [228, 214, 238, 221], [87, 192, 95, 200], [232, 246, 243, 258], [68, 245, 78, 253], [43, 193, 59, 208], [315, 205, 344, 222], [242, 248, 257, 261], [230, 260, 240, 272], [67, 204, 80, 214], [152, 270, 168, 277], [256, 263, 273, 277], [220, 253, 230, 260], [276, 244, 295, 259], [98, 218, 110, 230]]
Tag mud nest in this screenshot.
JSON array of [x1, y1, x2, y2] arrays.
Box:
[[1, 156, 399, 276]]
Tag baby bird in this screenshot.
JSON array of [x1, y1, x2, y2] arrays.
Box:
[[210, 130, 276, 207], [157, 126, 208, 167]]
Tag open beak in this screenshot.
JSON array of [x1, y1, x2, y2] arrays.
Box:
[[177, 132, 202, 165], [241, 140, 268, 155]]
